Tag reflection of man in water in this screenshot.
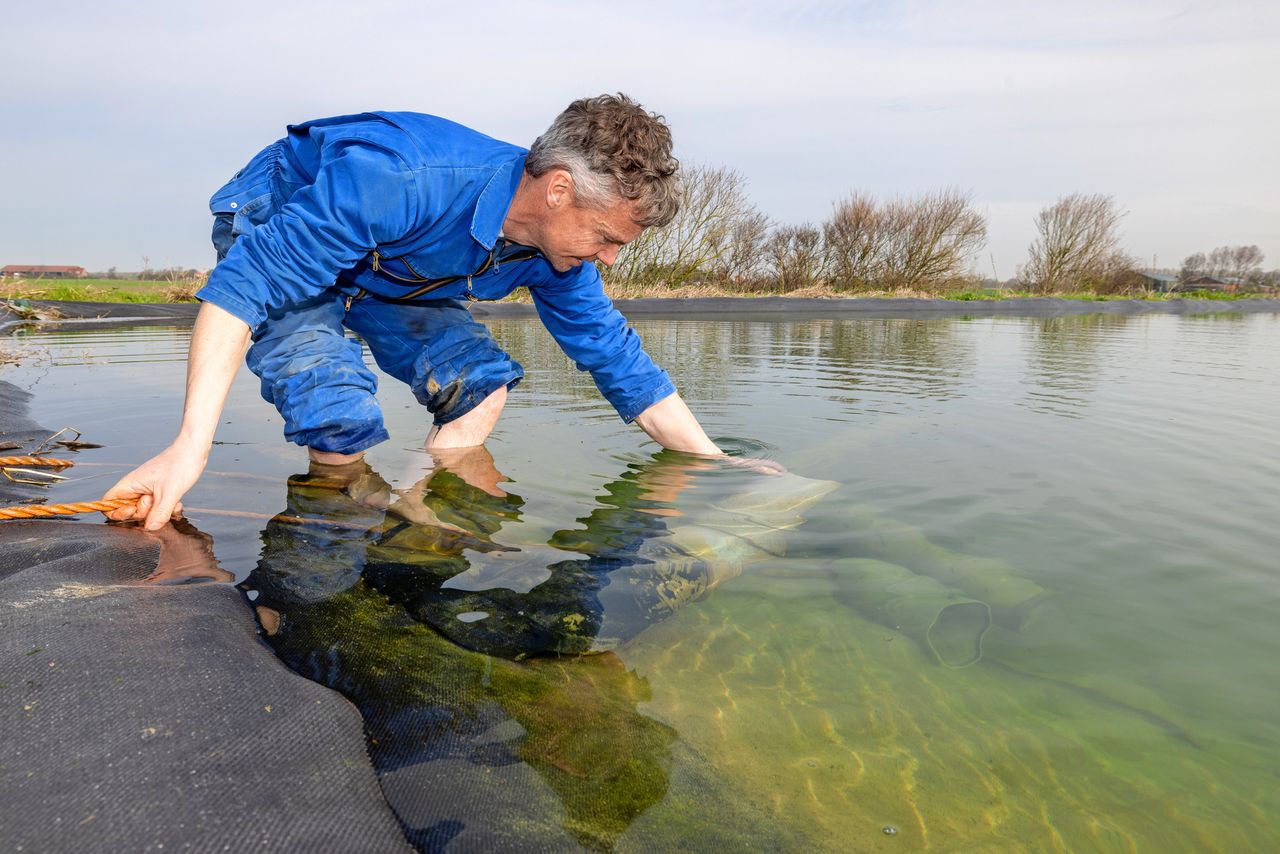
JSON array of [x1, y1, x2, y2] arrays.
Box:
[[103, 95, 735, 532], [222, 449, 819, 848], [244, 450, 700, 850], [248, 447, 721, 659]]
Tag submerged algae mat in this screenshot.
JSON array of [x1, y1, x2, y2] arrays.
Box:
[[243, 458, 836, 850], [0, 520, 411, 853]]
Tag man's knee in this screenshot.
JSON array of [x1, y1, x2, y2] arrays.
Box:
[[427, 386, 507, 449], [246, 300, 389, 455]]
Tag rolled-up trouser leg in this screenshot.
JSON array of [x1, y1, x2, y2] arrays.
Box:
[[345, 297, 523, 427], [246, 290, 389, 455]]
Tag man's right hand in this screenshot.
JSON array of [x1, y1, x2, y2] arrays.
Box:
[[102, 441, 209, 530]]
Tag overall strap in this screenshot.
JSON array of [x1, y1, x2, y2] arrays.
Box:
[[350, 241, 542, 307]]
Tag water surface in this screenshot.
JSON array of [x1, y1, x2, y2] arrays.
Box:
[[5, 311, 1279, 850]]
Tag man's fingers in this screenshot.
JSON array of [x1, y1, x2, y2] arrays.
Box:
[[145, 503, 174, 531], [102, 480, 144, 520], [171, 501, 185, 520], [141, 495, 177, 531], [141, 493, 170, 529]]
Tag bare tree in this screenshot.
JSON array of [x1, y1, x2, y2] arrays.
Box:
[[823, 193, 887, 289], [881, 189, 986, 290], [608, 165, 767, 289], [1211, 245, 1264, 281], [765, 224, 825, 291], [1207, 246, 1234, 279], [1179, 252, 1207, 283], [1021, 194, 1128, 292], [1182, 245, 1265, 283], [823, 189, 986, 291], [708, 209, 771, 288]]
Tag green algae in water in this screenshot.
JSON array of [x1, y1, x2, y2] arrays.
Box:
[[244, 457, 833, 849], [261, 581, 672, 850]]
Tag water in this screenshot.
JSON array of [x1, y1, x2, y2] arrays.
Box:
[[5, 311, 1279, 850]]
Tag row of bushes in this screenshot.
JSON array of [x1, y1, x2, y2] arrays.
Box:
[[606, 169, 991, 293], [603, 168, 1274, 295]]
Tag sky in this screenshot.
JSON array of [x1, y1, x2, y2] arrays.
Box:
[[2, 0, 1277, 277]]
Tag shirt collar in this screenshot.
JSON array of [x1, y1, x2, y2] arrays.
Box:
[[471, 153, 527, 251]]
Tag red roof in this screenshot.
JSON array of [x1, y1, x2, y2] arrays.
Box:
[[1, 265, 87, 273]]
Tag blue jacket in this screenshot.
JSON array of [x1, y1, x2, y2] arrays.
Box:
[[197, 111, 675, 422]]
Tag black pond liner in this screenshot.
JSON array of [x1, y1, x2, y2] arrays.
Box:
[[0, 379, 412, 852]]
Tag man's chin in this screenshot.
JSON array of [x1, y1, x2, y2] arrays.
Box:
[[551, 257, 584, 273]]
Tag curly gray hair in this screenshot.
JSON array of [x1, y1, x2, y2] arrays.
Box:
[[526, 94, 681, 228]]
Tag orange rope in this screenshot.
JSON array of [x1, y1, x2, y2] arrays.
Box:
[[0, 498, 377, 532], [0, 498, 135, 520], [0, 456, 75, 468]]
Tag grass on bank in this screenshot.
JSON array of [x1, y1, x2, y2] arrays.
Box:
[[0, 277, 202, 304]]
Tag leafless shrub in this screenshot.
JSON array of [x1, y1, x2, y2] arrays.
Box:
[[823, 194, 884, 290], [1092, 256, 1146, 295], [823, 189, 986, 291], [1020, 194, 1128, 292], [607, 165, 767, 289], [1180, 245, 1265, 283], [766, 224, 826, 292], [709, 209, 771, 289]]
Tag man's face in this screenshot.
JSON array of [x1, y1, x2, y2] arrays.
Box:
[[537, 193, 645, 274]]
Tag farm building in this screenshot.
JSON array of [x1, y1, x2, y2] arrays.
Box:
[[1184, 275, 1260, 292], [1136, 272, 1180, 292], [1, 265, 88, 279]]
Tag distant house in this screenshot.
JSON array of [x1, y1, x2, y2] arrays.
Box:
[[1, 265, 88, 279], [1187, 275, 1258, 293], [1182, 275, 1260, 292], [1136, 272, 1180, 292]]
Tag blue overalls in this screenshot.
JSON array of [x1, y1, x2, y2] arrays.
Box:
[[198, 112, 676, 455]]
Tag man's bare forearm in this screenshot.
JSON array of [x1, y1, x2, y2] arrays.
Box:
[[101, 301, 251, 529], [633, 393, 721, 456], [175, 301, 253, 450]]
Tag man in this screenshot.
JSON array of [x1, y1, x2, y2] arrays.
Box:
[[105, 94, 726, 530]]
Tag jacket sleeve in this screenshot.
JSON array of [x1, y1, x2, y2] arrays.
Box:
[[529, 265, 676, 423], [196, 139, 419, 330]]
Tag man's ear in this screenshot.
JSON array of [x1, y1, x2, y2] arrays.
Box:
[[545, 169, 574, 210]]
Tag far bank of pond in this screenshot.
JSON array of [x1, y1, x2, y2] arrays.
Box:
[[3, 294, 1279, 337]]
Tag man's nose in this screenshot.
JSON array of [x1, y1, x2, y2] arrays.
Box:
[[596, 245, 620, 266]]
